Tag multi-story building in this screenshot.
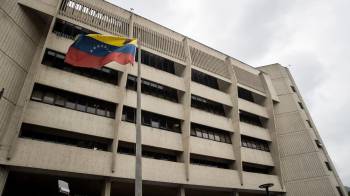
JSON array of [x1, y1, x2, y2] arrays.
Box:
[[0, 0, 347, 195]]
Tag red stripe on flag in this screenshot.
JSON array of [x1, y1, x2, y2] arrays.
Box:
[[65, 47, 135, 68]]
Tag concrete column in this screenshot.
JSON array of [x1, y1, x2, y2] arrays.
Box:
[[5, 1, 61, 160], [0, 167, 9, 196], [177, 186, 185, 196], [181, 37, 192, 181], [226, 57, 243, 185], [101, 180, 111, 196]]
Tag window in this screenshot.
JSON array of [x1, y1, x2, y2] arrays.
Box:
[[240, 110, 264, 127], [325, 161, 332, 171], [315, 140, 323, 148], [42, 49, 119, 85], [191, 69, 219, 90], [122, 106, 181, 133], [126, 75, 178, 102], [52, 19, 94, 40], [336, 186, 344, 196], [291, 86, 296, 92], [190, 123, 231, 144], [117, 142, 178, 162], [306, 120, 313, 128], [20, 123, 111, 151], [238, 87, 254, 103], [191, 95, 226, 116], [241, 136, 270, 152], [298, 102, 304, 110], [243, 162, 272, 174], [190, 156, 231, 169], [30, 84, 116, 119], [136, 49, 176, 75]]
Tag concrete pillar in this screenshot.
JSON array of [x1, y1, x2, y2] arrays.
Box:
[[0, 167, 9, 196], [101, 180, 111, 196], [177, 186, 185, 196]]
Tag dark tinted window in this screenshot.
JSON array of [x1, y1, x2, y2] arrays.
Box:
[[30, 84, 116, 118], [241, 136, 270, 152], [191, 95, 225, 116], [126, 75, 178, 102], [42, 49, 118, 85], [191, 69, 219, 90], [136, 49, 175, 75], [240, 110, 263, 127], [122, 106, 181, 133]]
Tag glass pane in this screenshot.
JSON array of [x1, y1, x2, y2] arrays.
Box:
[[202, 130, 209, 139], [43, 92, 55, 104], [191, 129, 196, 136], [87, 105, 96, 114], [31, 90, 43, 101], [97, 107, 106, 116], [195, 128, 202, 137], [76, 100, 86, 112], [208, 131, 214, 140], [54, 95, 65, 106], [151, 119, 160, 128], [214, 133, 220, 141]]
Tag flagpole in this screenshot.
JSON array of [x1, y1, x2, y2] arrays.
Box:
[[135, 43, 142, 196]]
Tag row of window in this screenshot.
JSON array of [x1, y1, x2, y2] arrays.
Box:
[[242, 162, 272, 174], [241, 136, 270, 152], [42, 49, 119, 85], [239, 110, 263, 127], [122, 106, 181, 133], [191, 69, 219, 90], [31, 84, 116, 118], [20, 123, 110, 151], [126, 75, 178, 102], [190, 123, 231, 144], [191, 95, 226, 116]]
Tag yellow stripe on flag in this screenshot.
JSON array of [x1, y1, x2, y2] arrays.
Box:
[[86, 34, 137, 47]]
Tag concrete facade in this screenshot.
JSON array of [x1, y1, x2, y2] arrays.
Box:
[[0, 0, 346, 195]]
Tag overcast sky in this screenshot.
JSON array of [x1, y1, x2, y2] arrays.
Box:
[[108, 0, 350, 185]]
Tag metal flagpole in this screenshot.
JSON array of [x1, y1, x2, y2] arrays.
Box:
[[135, 43, 142, 196]]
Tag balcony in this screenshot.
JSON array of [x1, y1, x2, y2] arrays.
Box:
[[24, 101, 115, 139], [125, 90, 183, 120], [118, 121, 183, 151], [188, 165, 240, 188], [238, 98, 268, 118], [46, 33, 73, 54], [240, 122, 271, 141], [242, 172, 283, 192], [191, 108, 233, 132], [241, 148, 274, 166], [4, 138, 112, 176], [190, 137, 234, 160], [191, 82, 232, 106], [36, 64, 120, 104]]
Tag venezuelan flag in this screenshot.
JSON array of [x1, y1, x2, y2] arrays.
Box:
[[65, 34, 137, 68]]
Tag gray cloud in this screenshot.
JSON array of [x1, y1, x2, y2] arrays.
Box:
[[109, 0, 350, 185]]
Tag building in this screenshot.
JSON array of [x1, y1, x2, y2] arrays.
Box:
[[0, 0, 347, 195]]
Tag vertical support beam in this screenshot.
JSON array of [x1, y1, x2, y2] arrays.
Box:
[[181, 37, 192, 181], [259, 72, 285, 190], [226, 57, 243, 185], [101, 180, 111, 196], [177, 186, 185, 196], [5, 0, 62, 160], [110, 12, 134, 173], [0, 167, 9, 196], [135, 45, 142, 196]]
